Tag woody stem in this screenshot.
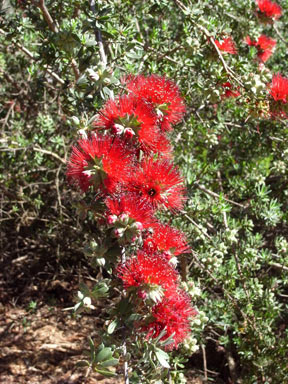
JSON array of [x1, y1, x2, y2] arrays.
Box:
[[121, 246, 129, 384]]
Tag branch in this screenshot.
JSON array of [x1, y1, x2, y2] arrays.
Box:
[[0, 28, 65, 85], [36, 0, 80, 80], [121, 247, 129, 384], [173, 0, 244, 88], [194, 182, 247, 208], [71, 58, 80, 80], [273, 24, 288, 45], [0, 141, 66, 165], [90, 0, 107, 66], [182, 211, 212, 240], [36, 0, 59, 33], [270, 262, 288, 272]]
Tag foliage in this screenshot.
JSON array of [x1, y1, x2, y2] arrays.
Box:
[[1, 0, 288, 383]]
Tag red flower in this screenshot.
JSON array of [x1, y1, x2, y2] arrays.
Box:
[[94, 95, 166, 155], [257, 0, 282, 20], [67, 134, 133, 193], [143, 289, 197, 350], [214, 37, 237, 54], [117, 251, 179, 293], [143, 223, 190, 259], [124, 74, 186, 132], [269, 73, 288, 103], [245, 35, 276, 62], [221, 82, 241, 98], [105, 193, 154, 229], [127, 158, 186, 211]]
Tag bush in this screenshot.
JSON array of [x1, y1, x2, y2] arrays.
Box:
[[1, 0, 288, 382]]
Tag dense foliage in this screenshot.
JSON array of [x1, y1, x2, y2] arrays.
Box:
[[1, 0, 288, 383]]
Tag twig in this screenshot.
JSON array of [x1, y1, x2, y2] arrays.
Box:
[[273, 24, 288, 44], [137, 41, 179, 64], [0, 28, 65, 85], [173, 0, 244, 88], [55, 165, 64, 216], [270, 262, 288, 272], [36, 0, 59, 33], [194, 182, 247, 208], [121, 247, 129, 384], [30, 146, 66, 165], [225, 350, 238, 383], [182, 211, 212, 240], [71, 58, 80, 80], [217, 171, 228, 229], [35, 0, 80, 80], [90, 0, 107, 66], [1, 142, 66, 164], [201, 344, 208, 382]]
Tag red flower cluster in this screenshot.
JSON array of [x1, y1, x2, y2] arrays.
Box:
[[245, 35, 276, 63], [214, 37, 237, 54], [67, 74, 196, 350], [221, 82, 241, 99], [144, 289, 197, 350], [67, 135, 133, 193], [124, 74, 186, 132], [257, 0, 282, 20], [117, 251, 179, 293], [143, 223, 190, 260], [269, 73, 288, 103], [268, 74, 288, 117]]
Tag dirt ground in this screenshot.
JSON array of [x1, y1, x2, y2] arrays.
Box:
[[0, 303, 207, 384], [0, 243, 224, 384], [0, 303, 120, 384]]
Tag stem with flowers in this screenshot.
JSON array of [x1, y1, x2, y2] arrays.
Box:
[[67, 75, 198, 382]]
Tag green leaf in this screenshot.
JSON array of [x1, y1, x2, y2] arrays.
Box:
[[94, 368, 117, 377], [100, 358, 119, 368], [88, 337, 95, 361], [95, 347, 113, 363], [154, 348, 170, 369], [107, 319, 118, 334]]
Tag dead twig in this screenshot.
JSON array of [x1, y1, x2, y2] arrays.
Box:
[[201, 344, 208, 382]]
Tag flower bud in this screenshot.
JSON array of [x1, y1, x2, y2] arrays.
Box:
[[113, 123, 124, 135], [134, 221, 143, 231], [107, 214, 117, 225], [119, 213, 129, 224], [113, 228, 125, 238], [124, 128, 135, 139]]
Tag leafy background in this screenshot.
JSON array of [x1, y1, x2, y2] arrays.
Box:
[[1, 0, 288, 383]]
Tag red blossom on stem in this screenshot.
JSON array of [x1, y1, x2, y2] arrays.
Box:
[[124, 74, 186, 132], [105, 193, 154, 229], [245, 35, 276, 63], [269, 73, 288, 103], [67, 134, 133, 193], [117, 250, 179, 293], [143, 289, 197, 350], [93, 95, 168, 155], [143, 223, 190, 259], [67, 72, 195, 351], [257, 0, 282, 20], [127, 158, 186, 212], [214, 37, 237, 54]]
